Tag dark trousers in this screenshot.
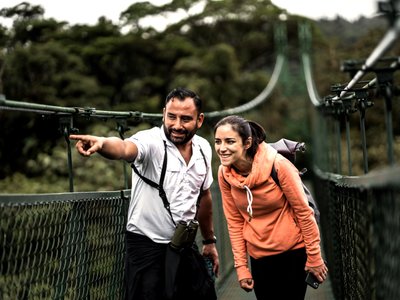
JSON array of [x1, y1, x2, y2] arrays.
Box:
[[250, 247, 307, 300], [125, 231, 167, 300], [124, 232, 216, 300]]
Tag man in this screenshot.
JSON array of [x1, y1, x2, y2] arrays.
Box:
[[70, 87, 219, 300]]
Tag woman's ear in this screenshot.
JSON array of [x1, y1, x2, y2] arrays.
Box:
[[245, 137, 252, 149]]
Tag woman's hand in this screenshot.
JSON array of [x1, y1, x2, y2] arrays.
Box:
[[239, 278, 254, 292], [305, 261, 328, 283]]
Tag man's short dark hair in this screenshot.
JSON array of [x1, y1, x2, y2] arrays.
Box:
[[165, 87, 202, 113]]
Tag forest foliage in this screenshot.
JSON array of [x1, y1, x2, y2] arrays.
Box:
[[0, 0, 398, 193]]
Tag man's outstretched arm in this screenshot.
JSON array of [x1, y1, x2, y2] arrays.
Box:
[[69, 134, 138, 162]]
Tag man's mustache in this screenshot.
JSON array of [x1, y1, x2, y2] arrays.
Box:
[[170, 129, 187, 134]]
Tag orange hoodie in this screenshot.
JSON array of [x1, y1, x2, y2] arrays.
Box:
[[218, 142, 323, 281]]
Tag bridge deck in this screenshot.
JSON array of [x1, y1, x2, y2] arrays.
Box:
[[217, 269, 334, 300]]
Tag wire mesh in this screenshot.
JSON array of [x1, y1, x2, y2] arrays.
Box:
[[313, 169, 400, 300], [0, 191, 129, 300]]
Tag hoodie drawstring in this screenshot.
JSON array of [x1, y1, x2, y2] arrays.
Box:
[[244, 185, 253, 222]]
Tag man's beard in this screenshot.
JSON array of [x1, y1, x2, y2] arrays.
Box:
[[164, 126, 197, 145]]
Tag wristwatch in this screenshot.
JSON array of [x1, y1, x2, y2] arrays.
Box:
[[202, 235, 217, 245]]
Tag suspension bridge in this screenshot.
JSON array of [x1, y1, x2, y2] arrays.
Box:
[[1, 3, 400, 299]]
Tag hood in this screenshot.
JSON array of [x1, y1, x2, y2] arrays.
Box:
[[222, 142, 278, 189]]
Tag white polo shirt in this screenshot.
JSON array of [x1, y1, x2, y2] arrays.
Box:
[[126, 126, 213, 243]]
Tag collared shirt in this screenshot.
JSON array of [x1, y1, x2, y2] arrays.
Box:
[[126, 126, 213, 243]]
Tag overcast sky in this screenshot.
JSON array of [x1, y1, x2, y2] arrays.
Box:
[[272, 0, 379, 21], [1, 0, 380, 30]]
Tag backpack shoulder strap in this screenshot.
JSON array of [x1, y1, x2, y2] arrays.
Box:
[[270, 152, 306, 187], [270, 162, 280, 187], [271, 154, 320, 224]]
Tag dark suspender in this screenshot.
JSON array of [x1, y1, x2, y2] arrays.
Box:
[[131, 140, 207, 225]]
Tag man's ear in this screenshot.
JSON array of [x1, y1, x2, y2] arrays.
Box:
[[197, 113, 204, 128]]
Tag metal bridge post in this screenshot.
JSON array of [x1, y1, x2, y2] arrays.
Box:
[[116, 119, 131, 190], [344, 112, 353, 175], [375, 68, 397, 165], [59, 116, 78, 192], [334, 116, 342, 174], [341, 98, 356, 175], [355, 93, 373, 174]]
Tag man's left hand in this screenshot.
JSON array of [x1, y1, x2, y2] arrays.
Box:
[[202, 244, 219, 277]]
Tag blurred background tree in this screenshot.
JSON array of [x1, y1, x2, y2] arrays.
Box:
[[0, 0, 398, 192]]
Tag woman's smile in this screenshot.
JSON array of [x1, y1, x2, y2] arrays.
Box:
[[214, 124, 250, 167]]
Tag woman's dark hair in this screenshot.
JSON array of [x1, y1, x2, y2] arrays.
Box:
[[214, 115, 266, 158], [165, 87, 202, 113]]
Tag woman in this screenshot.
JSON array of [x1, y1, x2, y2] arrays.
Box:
[[214, 115, 328, 300]]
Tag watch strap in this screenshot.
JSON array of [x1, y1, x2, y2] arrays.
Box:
[[202, 236, 217, 245]]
